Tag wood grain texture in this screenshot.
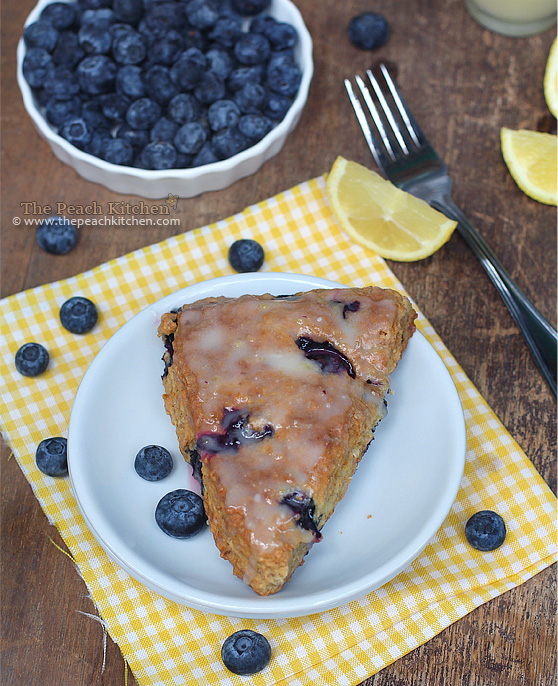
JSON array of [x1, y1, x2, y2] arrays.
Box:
[[1, 0, 556, 684]]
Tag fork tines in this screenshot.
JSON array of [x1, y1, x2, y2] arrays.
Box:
[[345, 64, 423, 168]]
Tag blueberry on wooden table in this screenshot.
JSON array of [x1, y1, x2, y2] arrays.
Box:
[[228, 239, 265, 272], [59, 296, 98, 334], [347, 12, 390, 50], [155, 489, 206, 538], [465, 510, 507, 551], [37, 216, 77, 255], [221, 630, 271, 675], [36, 437, 68, 477], [134, 445, 173, 481], [15, 342, 49, 377]]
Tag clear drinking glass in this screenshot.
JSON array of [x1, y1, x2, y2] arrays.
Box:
[[465, 0, 557, 37]]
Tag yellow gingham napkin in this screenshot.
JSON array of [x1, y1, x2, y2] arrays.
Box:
[[1, 176, 556, 686]]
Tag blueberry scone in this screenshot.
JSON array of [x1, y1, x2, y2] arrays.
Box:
[[157, 285, 416, 595]]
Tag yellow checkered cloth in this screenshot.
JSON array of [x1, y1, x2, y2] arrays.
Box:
[[1, 177, 556, 686]]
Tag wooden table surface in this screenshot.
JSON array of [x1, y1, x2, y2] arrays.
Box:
[[1, 0, 556, 684]]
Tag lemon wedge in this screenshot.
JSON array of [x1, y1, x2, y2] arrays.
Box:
[[325, 156, 457, 261], [501, 128, 557, 206], [544, 37, 557, 118]]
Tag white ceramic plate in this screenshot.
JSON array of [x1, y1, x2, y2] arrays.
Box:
[[68, 273, 466, 618]]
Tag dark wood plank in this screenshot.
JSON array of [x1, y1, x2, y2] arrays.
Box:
[[2, 0, 556, 684]]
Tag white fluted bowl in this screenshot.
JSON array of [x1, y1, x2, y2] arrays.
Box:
[[17, 0, 313, 198]]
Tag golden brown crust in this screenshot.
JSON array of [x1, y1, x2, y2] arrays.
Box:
[[158, 285, 416, 595]]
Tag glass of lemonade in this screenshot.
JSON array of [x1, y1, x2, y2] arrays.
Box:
[[465, 0, 557, 36]]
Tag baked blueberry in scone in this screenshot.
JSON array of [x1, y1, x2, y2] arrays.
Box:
[[157, 285, 416, 595]]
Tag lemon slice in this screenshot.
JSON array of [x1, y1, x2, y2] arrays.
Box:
[[501, 128, 557, 206], [544, 37, 557, 118], [325, 156, 457, 261]]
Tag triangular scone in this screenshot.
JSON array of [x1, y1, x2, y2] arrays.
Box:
[[158, 285, 416, 595]]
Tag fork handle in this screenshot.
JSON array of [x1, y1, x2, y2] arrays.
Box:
[[433, 197, 557, 397]]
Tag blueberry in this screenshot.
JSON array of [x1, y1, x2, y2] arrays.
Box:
[[86, 129, 113, 157], [194, 71, 225, 105], [263, 91, 291, 120], [150, 116, 177, 143], [36, 437, 68, 477], [78, 22, 113, 54], [465, 510, 507, 551], [81, 8, 115, 27], [37, 216, 77, 254], [155, 489, 206, 538], [144, 64, 178, 105], [52, 32, 85, 67], [234, 32, 270, 65], [126, 97, 161, 129], [197, 408, 273, 454], [144, 2, 187, 33], [134, 444, 173, 481], [227, 64, 264, 92], [45, 96, 82, 126], [266, 56, 301, 97], [103, 137, 134, 165], [174, 122, 207, 154], [205, 47, 234, 80], [81, 99, 112, 130], [24, 21, 59, 52], [296, 337, 356, 378], [221, 630, 271, 676], [230, 0, 271, 17], [40, 2, 77, 31], [112, 30, 146, 64], [228, 238, 264, 272], [258, 21, 297, 51], [98, 92, 130, 122], [112, 0, 144, 24], [249, 15, 277, 36], [208, 15, 242, 48], [22, 48, 54, 88], [347, 12, 390, 50], [115, 64, 146, 98], [169, 48, 207, 90], [212, 126, 249, 159], [233, 82, 265, 113], [167, 93, 199, 125], [281, 491, 321, 539], [149, 29, 183, 65], [44, 65, 80, 99], [15, 342, 50, 377], [191, 142, 218, 167], [186, 0, 220, 30], [141, 140, 177, 169], [59, 296, 98, 334], [207, 99, 240, 131], [238, 113, 272, 141], [77, 55, 117, 94], [59, 117, 92, 149]]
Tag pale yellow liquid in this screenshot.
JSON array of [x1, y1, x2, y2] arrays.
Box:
[[465, 0, 556, 36]]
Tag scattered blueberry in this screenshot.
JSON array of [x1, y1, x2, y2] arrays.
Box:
[[59, 296, 98, 334], [221, 630, 271, 676], [155, 489, 206, 538], [465, 510, 507, 551], [347, 12, 390, 50], [37, 215, 77, 254], [228, 238, 265, 272], [15, 342, 50, 377], [134, 444, 173, 481], [36, 437, 68, 476]]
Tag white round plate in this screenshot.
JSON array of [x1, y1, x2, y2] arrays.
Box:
[[68, 272, 466, 618]]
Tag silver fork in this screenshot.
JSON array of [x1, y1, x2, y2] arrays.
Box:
[[345, 63, 557, 397]]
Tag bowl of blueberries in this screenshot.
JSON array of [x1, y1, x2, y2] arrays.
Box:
[[17, 0, 313, 198]]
